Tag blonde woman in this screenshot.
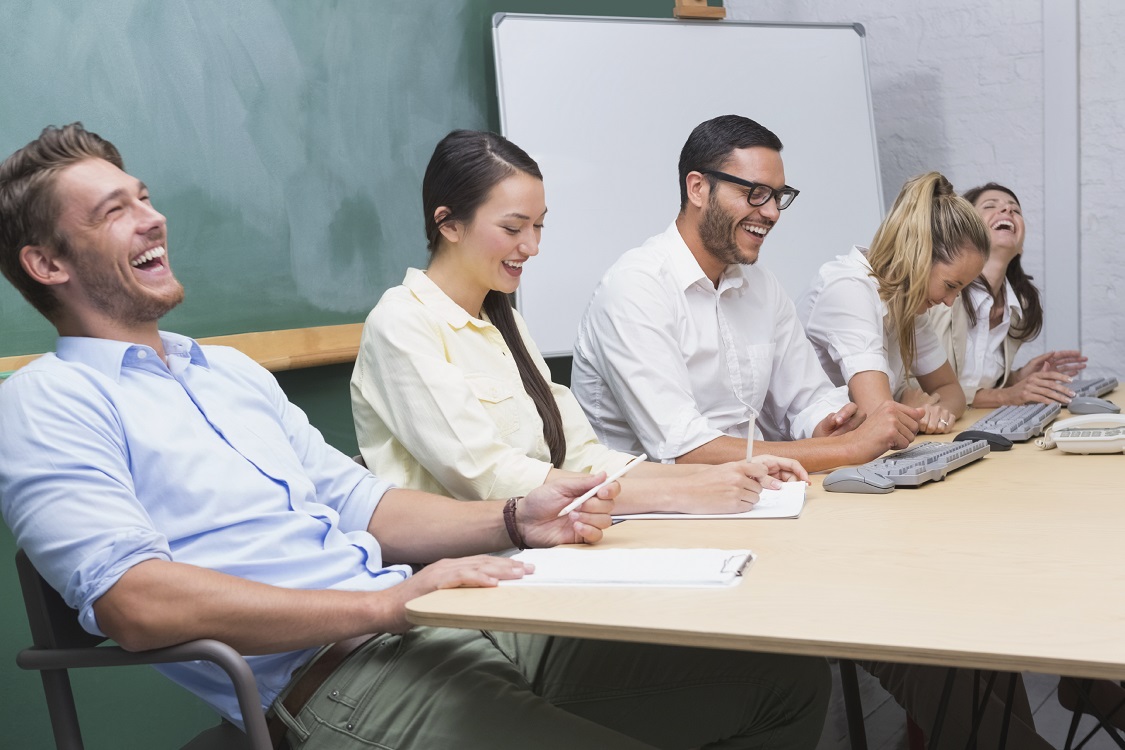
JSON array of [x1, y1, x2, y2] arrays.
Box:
[[798, 172, 989, 434], [797, 173, 1063, 748]]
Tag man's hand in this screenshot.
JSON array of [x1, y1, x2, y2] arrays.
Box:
[[848, 401, 923, 460], [750, 454, 809, 484], [518, 473, 617, 548], [370, 474, 622, 635], [379, 555, 536, 633], [812, 402, 864, 438]]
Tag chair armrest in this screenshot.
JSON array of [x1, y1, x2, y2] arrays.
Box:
[[18, 638, 272, 750]]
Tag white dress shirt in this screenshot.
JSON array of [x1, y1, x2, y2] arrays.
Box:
[[571, 222, 848, 462], [351, 268, 632, 501], [797, 246, 949, 398], [960, 280, 1020, 394]]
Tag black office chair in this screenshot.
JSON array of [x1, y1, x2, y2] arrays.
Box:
[[1061, 678, 1125, 750], [14, 549, 272, 750]]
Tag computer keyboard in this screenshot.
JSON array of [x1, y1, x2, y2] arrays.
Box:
[[968, 402, 1062, 441], [967, 375, 1118, 441], [1070, 375, 1118, 398], [823, 440, 991, 493]]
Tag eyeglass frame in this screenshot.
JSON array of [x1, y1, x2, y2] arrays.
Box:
[[699, 170, 800, 210]]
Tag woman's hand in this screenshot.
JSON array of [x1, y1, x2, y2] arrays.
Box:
[[1014, 350, 1087, 381], [669, 458, 805, 515], [667, 461, 775, 514], [901, 388, 956, 433], [1002, 366, 1075, 405]]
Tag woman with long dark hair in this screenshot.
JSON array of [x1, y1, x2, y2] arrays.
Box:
[[351, 130, 804, 512], [927, 182, 1085, 406]]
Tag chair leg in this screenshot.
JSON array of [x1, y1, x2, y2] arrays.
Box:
[[1063, 679, 1125, 750], [906, 716, 926, 750], [838, 660, 869, 750], [39, 669, 85, 749]]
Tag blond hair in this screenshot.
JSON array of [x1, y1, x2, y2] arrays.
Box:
[[866, 172, 989, 377]]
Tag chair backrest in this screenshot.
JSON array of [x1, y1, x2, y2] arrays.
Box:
[[15, 549, 103, 650]]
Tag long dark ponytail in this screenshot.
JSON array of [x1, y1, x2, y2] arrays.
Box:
[[961, 183, 1043, 342], [422, 130, 566, 467]]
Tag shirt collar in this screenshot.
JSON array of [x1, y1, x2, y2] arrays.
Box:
[[403, 267, 490, 331], [663, 222, 747, 294], [55, 331, 209, 381], [967, 278, 1022, 318]]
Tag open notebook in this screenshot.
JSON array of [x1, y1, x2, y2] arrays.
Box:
[[613, 481, 806, 521], [500, 548, 755, 587]]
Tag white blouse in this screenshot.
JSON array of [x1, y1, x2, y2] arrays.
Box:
[[797, 246, 949, 398]]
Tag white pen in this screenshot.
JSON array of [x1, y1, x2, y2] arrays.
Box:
[[744, 406, 758, 464], [556, 453, 647, 517]]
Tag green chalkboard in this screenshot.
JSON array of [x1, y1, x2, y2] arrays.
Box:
[[0, 0, 671, 360], [1, 3, 675, 746]]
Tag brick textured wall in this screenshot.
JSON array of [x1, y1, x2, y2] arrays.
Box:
[[728, 0, 1124, 376], [1079, 0, 1125, 376]]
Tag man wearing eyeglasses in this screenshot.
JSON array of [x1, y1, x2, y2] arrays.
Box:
[[572, 115, 923, 473]]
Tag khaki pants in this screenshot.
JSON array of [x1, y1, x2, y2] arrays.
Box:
[[272, 627, 830, 749]]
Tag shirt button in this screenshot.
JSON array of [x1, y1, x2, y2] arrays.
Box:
[[136, 350, 148, 360]]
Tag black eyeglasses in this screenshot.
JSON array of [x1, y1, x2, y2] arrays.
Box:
[[700, 170, 800, 210]]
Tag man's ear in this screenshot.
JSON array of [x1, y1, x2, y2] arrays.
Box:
[[19, 244, 70, 286], [434, 207, 462, 244], [684, 171, 709, 210]]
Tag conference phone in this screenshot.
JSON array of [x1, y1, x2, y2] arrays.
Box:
[[1035, 414, 1125, 454]]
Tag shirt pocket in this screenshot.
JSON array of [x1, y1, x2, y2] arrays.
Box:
[[742, 343, 776, 412], [464, 373, 522, 437]]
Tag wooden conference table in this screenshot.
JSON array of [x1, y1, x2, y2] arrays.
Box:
[[407, 396, 1125, 682]]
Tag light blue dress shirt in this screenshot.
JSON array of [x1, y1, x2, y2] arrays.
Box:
[[0, 332, 408, 726]]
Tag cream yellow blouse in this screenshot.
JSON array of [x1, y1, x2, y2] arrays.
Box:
[[351, 268, 632, 500]]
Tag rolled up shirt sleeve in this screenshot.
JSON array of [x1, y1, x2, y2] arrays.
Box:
[[805, 275, 893, 385], [0, 368, 170, 637], [760, 281, 852, 440]]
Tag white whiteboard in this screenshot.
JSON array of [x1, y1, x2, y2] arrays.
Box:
[[494, 14, 884, 357]]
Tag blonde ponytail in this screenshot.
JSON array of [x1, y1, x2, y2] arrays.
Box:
[[867, 172, 989, 377]]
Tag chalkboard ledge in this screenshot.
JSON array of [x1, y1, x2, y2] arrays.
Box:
[[0, 324, 363, 379]]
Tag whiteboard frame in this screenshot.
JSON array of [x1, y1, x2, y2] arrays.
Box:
[[494, 13, 884, 357]]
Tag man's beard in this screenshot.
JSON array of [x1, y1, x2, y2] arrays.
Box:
[[698, 189, 756, 267], [66, 237, 185, 324]]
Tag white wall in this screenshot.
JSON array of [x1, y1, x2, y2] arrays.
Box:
[[1079, 0, 1125, 376], [727, 0, 1124, 377]]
